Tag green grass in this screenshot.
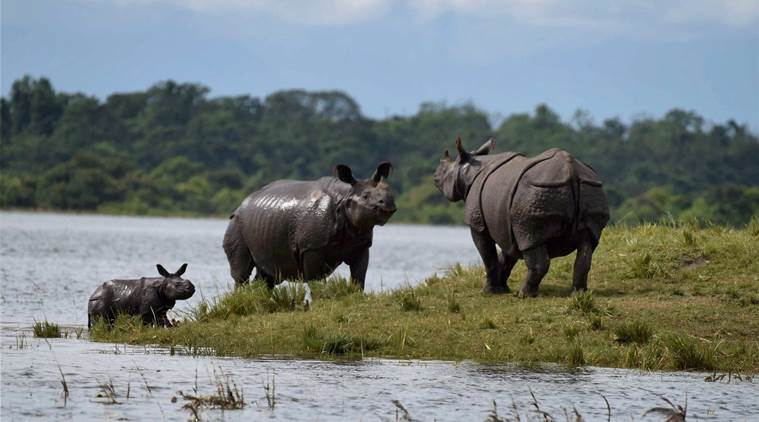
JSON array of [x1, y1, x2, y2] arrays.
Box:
[[91, 223, 759, 372], [613, 320, 654, 344], [32, 320, 61, 338]]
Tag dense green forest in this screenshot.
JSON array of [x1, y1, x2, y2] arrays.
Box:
[[1, 76, 758, 226]]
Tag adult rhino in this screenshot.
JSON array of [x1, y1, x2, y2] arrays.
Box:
[[223, 162, 396, 290], [433, 137, 609, 297]]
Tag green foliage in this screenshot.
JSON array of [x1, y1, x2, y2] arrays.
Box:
[[567, 341, 586, 367], [663, 335, 717, 371], [566, 291, 599, 316], [613, 320, 654, 344], [302, 324, 383, 355], [32, 320, 61, 338], [2, 76, 758, 226], [393, 287, 423, 311], [310, 275, 361, 300]]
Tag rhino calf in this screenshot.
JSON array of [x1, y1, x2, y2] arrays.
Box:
[[88, 263, 195, 328], [223, 162, 396, 290], [434, 138, 609, 297]]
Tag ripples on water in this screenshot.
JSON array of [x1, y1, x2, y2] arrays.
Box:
[[1, 212, 757, 420]]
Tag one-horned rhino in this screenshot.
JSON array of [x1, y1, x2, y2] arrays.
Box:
[[433, 138, 609, 297], [223, 162, 396, 290], [87, 263, 195, 328]]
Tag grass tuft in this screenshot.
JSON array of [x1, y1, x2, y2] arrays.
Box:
[[269, 282, 308, 312], [566, 291, 599, 316], [393, 288, 423, 312], [446, 290, 461, 313], [32, 320, 61, 338], [664, 335, 717, 371], [614, 320, 654, 344], [302, 324, 383, 355], [567, 342, 585, 367], [479, 318, 497, 330], [311, 275, 361, 300], [179, 367, 244, 418]]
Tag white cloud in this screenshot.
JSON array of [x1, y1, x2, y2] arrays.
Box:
[[110, 0, 391, 25], [108, 0, 759, 28], [410, 0, 759, 29]]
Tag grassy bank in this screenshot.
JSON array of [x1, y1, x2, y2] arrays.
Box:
[[92, 222, 759, 372]]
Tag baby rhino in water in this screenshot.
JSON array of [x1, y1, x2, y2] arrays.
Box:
[[87, 264, 195, 328]]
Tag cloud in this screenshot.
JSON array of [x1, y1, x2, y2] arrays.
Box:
[[107, 0, 759, 29], [120, 0, 391, 25], [411, 0, 759, 29]]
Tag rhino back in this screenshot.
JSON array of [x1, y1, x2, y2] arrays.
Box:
[[90, 279, 146, 314], [511, 150, 608, 250], [476, 149, 608, 254], [235, 179, 342, 278]]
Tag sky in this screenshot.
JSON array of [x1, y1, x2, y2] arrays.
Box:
[[2, 0, 758, 129]]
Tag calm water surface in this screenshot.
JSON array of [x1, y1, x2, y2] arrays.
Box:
[[1, 212, 757, 420]]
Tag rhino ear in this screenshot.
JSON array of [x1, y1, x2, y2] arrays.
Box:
[[175, 263, 188, 277], [442, 150, 452, 162], [472, 137, 495, 156], [455, 137, 471, 162], [334, 164, 357, 185], [372, 161, 392, 183], [157, 264, 171, 278]]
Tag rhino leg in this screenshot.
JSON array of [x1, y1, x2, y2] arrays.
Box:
[[346, 248, 369, 291], [498, 252, 517, 289], [223, 217, 255, 285], [302, 250, 327, 282], [519, 245, 550, 298], [572, 232, 596, 293], [254, 269, 276, 289], [471, 229, 509, 294]]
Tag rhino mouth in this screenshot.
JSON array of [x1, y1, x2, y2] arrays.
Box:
[[375, 206, 396, 226]]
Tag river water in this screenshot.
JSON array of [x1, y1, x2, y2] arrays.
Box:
[[1, 212, 757, 420]]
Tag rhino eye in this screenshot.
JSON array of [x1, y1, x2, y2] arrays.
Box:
[[362, 193, 369, 199]]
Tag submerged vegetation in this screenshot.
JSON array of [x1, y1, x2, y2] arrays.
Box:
[[32, 319, 61, 338], [91, 223, 759, 372]]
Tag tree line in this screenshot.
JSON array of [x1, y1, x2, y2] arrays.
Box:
[[1, 76, 758, 226]]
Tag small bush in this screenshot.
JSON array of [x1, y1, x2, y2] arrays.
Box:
[[32, 320, 61, 338], [614, 320, 654, 344]]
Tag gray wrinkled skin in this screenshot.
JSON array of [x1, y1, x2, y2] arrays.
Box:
[[87, 263, 195, 328], [434, 138, 610, 297], [223, 162, 396, 290]]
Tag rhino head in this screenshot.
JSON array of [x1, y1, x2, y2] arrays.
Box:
[[334, 162, 397, 231], [433, 137, 496, 202], [157, 263, 196, 300]]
